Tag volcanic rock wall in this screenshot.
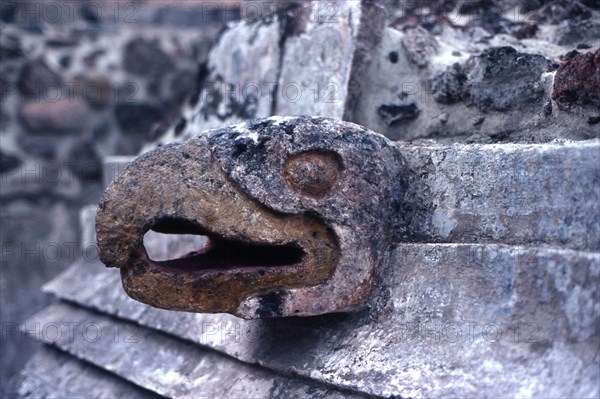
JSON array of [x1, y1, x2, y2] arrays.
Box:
[[0, 0, 233, 386], [2, 0, 599, 394]]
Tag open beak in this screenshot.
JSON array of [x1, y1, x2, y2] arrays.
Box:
[[96, 138, 339, 316]]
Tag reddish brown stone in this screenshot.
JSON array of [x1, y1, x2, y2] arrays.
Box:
[[552, 48, 600, 106], [19, 99, 89, 134]]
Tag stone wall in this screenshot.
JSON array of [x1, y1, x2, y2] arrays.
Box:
[[0, 0, 235, 387], [1, 0, 599, 394]]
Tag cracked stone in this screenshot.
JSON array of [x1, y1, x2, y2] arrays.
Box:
[[276, 1, 386, 119]]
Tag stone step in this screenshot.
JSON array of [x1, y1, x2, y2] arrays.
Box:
[[21, 302, 365, 399], [7, 346, 164, 399], [398, 139, 600, 251], [44, 243, 599, 398]]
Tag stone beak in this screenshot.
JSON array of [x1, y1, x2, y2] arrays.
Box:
[[96, 138, 341, 318]]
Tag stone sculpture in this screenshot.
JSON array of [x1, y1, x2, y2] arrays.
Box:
[[97, 116, 405, 318]]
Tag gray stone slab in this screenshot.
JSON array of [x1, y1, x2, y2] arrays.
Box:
[[7, 346, 163, 399], [398, 140, 600, 251], [150, 16, 284, 149], [45, 243, 599, 398], [22, 302, 363, 399], [274, 0, 385, 119]]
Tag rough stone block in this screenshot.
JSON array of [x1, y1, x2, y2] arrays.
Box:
[[352, 27, 600, 142], [149, 15, 284, 148], [398, 140, 600, 251], [275, 0, 386, 119]]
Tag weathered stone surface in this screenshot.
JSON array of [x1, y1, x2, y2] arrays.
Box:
[[467, 46, 552, 112], [352, 27, 600, 142], [554, 19, 600, 46], [400, 25, 438, 68], [7, 346, 162, 399], [97, 117, 405, 317], [19, 99, 89, 135], [397, 140, 600, 251], [429, 63, 468, 104], [552, 48, 600, 106], [143, 15, 283, 150], [46, 244, 599, 398], [177, 16, 283, 136], [275, 0, 386, 119], [142, 0, 387, 151], [22, 302, 363, 399]]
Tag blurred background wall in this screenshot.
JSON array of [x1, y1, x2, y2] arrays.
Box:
[[0, 0, 243, 387]]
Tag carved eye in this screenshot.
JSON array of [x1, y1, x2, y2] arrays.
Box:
[[283, 150, 343, 197]]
